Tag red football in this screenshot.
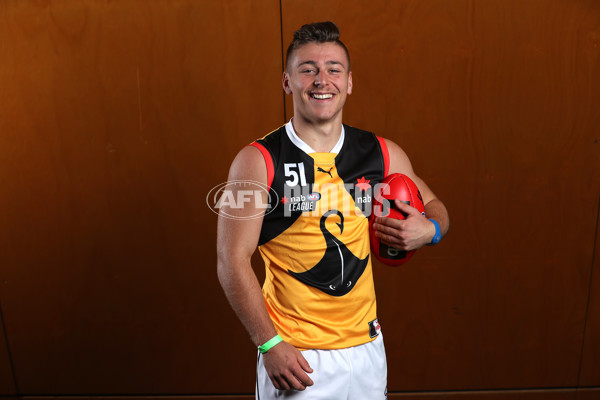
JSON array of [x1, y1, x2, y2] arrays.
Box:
[[369, 173, 425, 266]]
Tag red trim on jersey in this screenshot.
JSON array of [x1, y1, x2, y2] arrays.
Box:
[[376, 136, 390, 177], [248, 142, 275, 189]]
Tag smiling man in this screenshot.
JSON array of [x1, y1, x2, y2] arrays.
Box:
[[283, 39, 352, 144], [217, 22, 449, 399]]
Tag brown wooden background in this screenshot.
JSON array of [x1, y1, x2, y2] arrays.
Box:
[[0, 0, 599, 398]]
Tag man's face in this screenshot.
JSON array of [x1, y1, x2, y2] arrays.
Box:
[[283, 42, 353, 125]]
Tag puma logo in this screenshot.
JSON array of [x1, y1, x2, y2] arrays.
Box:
[[317, 166, 333, 178]]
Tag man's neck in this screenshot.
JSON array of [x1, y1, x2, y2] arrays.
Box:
[[291, 115, 343, 153]]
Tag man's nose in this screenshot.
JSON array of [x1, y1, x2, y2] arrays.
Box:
[[314, 70, 327, 86]]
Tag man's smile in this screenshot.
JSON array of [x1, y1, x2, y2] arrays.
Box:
[[310, 92, 334, 100]]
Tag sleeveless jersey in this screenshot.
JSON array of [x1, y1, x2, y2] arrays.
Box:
[[250, 123, 390, 350]]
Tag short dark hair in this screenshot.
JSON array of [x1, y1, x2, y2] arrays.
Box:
[[285, 21, 350, 71]]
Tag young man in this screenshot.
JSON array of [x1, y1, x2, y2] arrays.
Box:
[[217, 21, 449, 399]]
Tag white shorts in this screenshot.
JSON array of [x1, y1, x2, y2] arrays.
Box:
[[256, 334, 387, 400]]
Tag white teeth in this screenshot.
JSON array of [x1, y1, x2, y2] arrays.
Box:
[[312, 93, 333, 99]]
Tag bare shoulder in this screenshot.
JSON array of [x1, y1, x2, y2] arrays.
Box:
[[217, 145, 268, 258], [382, 138, 415, 177], [381, 137, 438, 204], [228, 144, 268, 184]]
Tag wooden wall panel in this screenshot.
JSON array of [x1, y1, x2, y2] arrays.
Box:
[[579, 203, 600, 387], [0, 0, 598, 395], [13, 390, 588, 400], [282, 0, 600, 392], [576, 388, 600, 400], [388, 389, 577, 399], [20, 397, 256, 400], [0, 315, 16, 395], [13, 390, 591, 400], [0, 0, 282, 394], [11, 392, 596, 400]]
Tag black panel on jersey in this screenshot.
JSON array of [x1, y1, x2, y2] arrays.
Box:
[[256, 125, 385, 245], [335, 125, 386, 217], [256, 127, 316, 246]]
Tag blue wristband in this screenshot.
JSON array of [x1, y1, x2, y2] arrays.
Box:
[[427, 219, 441, 245]]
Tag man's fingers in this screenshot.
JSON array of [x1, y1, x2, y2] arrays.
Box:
[[374, 216, 403, 230], [373, 219, 405, 247], [289, 366, 313, 390], [290, 375, 308, 390], [264, 342, 314, 391], [378, 234, 403, 249], [273, 375, 289, 391], [297, 353, 314, 374], [394, 199, 423, 216], [293, 367, 314, 387], [373, 218, 408, 249], [271, 370, 308, 391], [288, 352, 314, 390]]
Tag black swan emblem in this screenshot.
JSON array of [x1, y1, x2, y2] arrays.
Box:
[[288, 210, 369, 297]]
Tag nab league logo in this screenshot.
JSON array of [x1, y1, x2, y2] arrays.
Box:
[[281, 162, 320, 213], [280, 192, 321, 212]]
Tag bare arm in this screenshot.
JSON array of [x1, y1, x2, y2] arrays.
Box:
[[372, 138, 449, 250], [216, 146, 276, 346], [216, 146, 313, 391]]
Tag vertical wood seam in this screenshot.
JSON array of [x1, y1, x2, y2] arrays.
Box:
[[279, 0, 287, 124], [0, 301, 19, 395], [577, 194, 600, 386]]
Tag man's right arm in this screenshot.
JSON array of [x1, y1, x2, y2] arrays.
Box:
[[216, 145, 314, 391]]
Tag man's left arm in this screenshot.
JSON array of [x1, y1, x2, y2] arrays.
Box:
[[372, 138, 449, 250]]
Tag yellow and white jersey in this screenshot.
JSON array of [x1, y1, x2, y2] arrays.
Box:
[[250, 121, 389, 350]]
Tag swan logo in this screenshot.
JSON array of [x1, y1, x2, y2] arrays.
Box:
[[288, 210, 369, 297]]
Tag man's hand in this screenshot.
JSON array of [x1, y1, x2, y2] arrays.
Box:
[[372, 199, 435, 251], [262, 341, 314, 391]]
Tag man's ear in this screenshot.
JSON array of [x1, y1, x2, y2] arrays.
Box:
[[347, 71, 353, 95], [282, 72, 293, 95]]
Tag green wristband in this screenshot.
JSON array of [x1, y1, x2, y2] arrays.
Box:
[[258, 334, 283, 354]]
